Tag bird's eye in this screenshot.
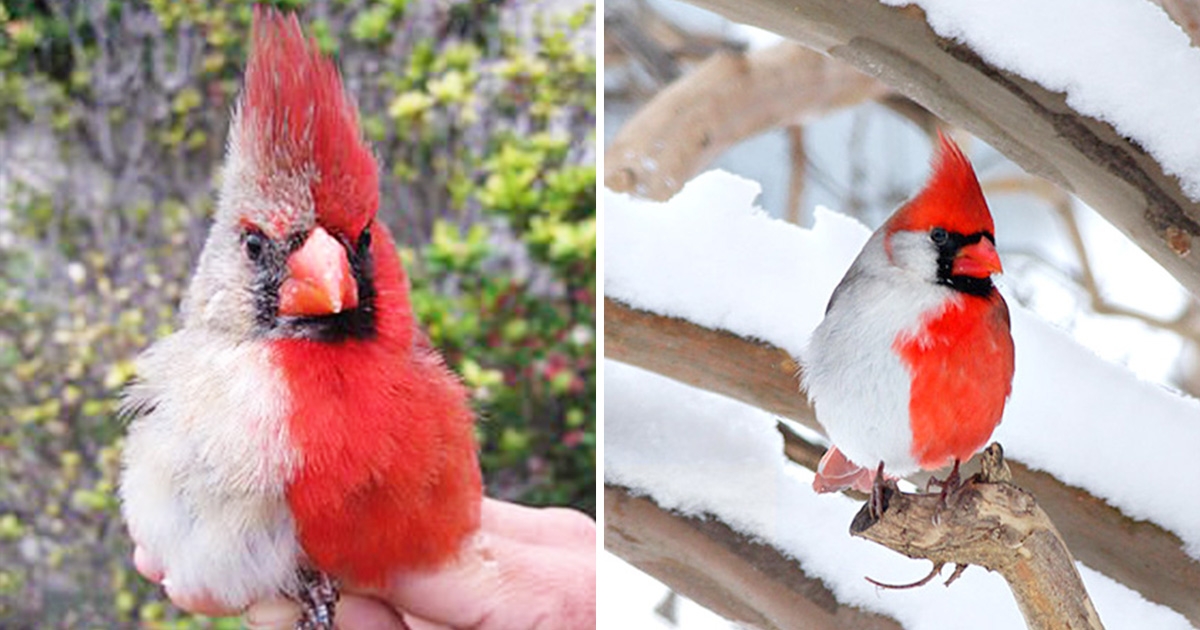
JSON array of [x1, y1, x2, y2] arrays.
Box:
[[358, 227, 372, 251], [243, 230, 267, 262], [930, 227, 949, 245]]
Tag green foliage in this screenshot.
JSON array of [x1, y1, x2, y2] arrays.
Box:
[[350, 3, 400, 43], [412, 215, 595, 508], [0, 0, 594, 625]]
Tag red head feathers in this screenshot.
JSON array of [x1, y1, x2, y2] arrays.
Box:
[[240, 7, 377, 240], [886, 131, 994, 237]]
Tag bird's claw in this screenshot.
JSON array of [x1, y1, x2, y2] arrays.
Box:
[[944, 563, 969, 587], [926, 459, 966, 524], [867, 461, 894, 520], [295, 568, 339, 630]]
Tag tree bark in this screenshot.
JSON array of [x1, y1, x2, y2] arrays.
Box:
[[604, 297, 1200, 626], [784, 124, 808, 225], [605, 41, 887, 201], [605, 485, 903, 630], [852, 444, 1105, 630]]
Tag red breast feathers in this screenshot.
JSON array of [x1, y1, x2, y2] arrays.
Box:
[[244, 8, 482, 584]]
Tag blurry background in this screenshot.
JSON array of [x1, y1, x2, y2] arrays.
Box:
[[0, 0, 595, 625], [605, 0, 1199, 626]]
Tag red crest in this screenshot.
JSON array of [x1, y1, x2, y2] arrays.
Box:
[[241, 7, 378, 238]]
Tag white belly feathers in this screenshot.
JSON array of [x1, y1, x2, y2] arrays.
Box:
[[801, 234, 956, 476], [119, 330, 302, 608]]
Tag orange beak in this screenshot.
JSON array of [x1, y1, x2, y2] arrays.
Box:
[[278, 226, 359, 317], [951, 237, 1003, 278]]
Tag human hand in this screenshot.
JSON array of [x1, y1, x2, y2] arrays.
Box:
[[133, 498, 597, 629]]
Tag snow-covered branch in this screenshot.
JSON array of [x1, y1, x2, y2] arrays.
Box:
[[606, 294, 1200, 625], [606, 485, 903, 630], [668, 0, 1200, 296], [604, 1, 1200, 621]]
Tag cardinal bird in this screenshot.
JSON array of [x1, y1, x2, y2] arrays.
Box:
[[119, 8, 481, 627], [802, 133, 1014, 512]]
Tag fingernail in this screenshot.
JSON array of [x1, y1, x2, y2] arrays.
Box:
[[245, 598, 300, 630]]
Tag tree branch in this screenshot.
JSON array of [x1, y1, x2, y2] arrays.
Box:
[[605, 485, 903, 630], [604, 297, 1200, 625], [604, 10, 682, 85], [784, 124, 807, 225], [852, 444, 1104, 630], [672, 0, 1200, 296], [605, 41, 887, 201], [983, 176, 1200, 344]]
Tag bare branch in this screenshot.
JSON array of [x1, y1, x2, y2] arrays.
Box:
[[604, 11, 682, 85], [605, 42, 887, 201], [784, 125, 807, 225], [877, 93, 939, 138], [982, 176, 1200, 343], [150, 21, 200, 93]]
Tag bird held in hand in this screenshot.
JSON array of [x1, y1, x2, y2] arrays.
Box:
[[119, 8, 482, 627], [802, 132, 1014, 515]]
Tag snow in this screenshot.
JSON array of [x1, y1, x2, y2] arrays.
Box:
[[604, 170, 1200, 626], [599, 552, 738, 629], [1074, 205, 1188, 320], [605, 360, 1194, 630], [605, 170, 865, 358], [874, 0, 1200, 201], [995, 308, 1200, 555]]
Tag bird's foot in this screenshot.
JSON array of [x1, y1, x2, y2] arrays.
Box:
[[926, 459, 966, 525], [867, 461, 897, 521], [295, 568, 339, 630]]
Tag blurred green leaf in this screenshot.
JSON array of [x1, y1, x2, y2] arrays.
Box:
[[349, 4, 395, 43]]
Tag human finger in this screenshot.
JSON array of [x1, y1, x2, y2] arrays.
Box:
[[164, 582, 242, 617], [244, 598, 302, 630], [350, 531, 595, 629], [480, 499, 596, 550], [133, 545, 164, 583], [334, 594, 413, 630], [134, 545, 241, 617], [244, 593, 415, 630]]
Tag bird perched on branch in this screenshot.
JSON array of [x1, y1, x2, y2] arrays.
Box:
[[119, 8, 482, 628], [802, 132, 1014, 515]]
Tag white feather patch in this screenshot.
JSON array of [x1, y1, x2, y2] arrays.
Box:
[[119, 330, 301, 608], [802, 229, 955, 475]]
